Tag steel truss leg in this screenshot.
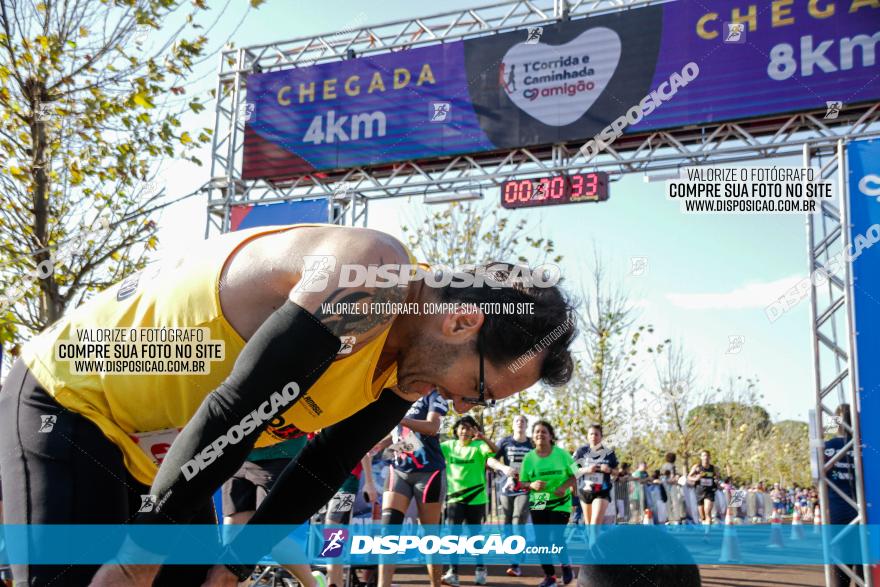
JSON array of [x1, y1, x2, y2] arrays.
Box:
[[806, 140, 871, 587]]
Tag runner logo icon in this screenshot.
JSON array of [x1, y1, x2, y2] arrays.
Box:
[[724, 23, 745, 43], [825, 101, 843, 120], [38, 415, 57, 433], [297, 255, 337, 293], [138, 494, 157, 513], [321, 528, 348, 558]]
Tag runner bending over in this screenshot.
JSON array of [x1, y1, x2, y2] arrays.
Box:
[[0, 224, 576, 587]]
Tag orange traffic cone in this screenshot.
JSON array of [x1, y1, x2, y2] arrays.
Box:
[[643, 508, 654, 525], [790, 508, 804, 541], [768, 513, 784, 548], [720, 512, 741, 562]]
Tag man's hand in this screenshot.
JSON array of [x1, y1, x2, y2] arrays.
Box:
[[89, 563, 160, 587], [553, 485, 568, 497], [201, 565, 239, 587], [530, 481, 547, 491]]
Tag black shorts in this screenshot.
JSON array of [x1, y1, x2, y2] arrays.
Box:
[[221, 458, 291, 516], [0, 359, 216, 587], [387, 467, 445, 504], [696, 487, 717, 502], [579, 489, 612, 504], [446, 502, 485, 525]]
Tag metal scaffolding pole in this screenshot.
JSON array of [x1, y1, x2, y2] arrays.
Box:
[[805, 140, 871, 587]]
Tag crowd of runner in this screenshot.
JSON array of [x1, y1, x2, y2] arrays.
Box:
[[231, 398, 830, 587]]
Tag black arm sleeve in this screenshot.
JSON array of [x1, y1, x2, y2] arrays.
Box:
[[133, 301, 340, 530], [223, 387, 412, 579]]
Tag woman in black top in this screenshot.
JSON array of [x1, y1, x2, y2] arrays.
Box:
[[573, 425, 618, 526], [687, 450, 718, 525]]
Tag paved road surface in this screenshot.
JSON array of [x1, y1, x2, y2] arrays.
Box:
[[381, 564, 824, 586]]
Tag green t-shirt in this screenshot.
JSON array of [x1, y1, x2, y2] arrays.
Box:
[[520, 445, 577, 512], [248, 435, 308, 461], [441, 439, 493, 505]]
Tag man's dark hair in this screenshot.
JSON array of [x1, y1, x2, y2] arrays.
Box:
[[589, 423, 603, 436], [437, 262, 577, 386], [665, 452, 676, 463]]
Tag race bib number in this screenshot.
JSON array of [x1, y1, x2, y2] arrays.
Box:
[[390, 427, 424, 455], [586, 473, 603, 486], [531, 492, 549, 510], [129, 427, 181, 465], [700, 478, 714, 487], [389, 434, 424, 455]]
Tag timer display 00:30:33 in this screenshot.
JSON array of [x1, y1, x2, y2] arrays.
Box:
[[500, 172, 609, 209]]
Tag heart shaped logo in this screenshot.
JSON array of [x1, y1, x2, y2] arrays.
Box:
[[500, 27, 622, 127]]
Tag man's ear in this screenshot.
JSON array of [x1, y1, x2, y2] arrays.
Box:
[[441, 307, 484, 339]]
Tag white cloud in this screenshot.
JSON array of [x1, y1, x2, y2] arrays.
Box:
[[665, 275, 804, 310]]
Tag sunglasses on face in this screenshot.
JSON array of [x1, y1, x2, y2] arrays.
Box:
[[461, 334, 494, 408]]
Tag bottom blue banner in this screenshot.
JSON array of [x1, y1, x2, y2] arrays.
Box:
[[0, 524, 875, 565]]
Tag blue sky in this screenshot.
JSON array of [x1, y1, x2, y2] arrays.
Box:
[[151, 0, 816, 423]]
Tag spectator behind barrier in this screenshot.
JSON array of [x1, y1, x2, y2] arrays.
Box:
[[577, 526, 701, 586]]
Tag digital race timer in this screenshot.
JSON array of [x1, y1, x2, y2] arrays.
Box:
[[500, 172, 609, 209]]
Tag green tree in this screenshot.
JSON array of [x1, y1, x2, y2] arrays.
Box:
[[684, 377, 767, 478], [764, 420, 811, 486], [536, 251, 669, 453], [651, 341, 706, 466], [402, 201, 561, 267], [619, 371, 811, 484], [0, 0, 262, 354]]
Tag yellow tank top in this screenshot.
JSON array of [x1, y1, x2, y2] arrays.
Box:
[[22, 224, 409, 485]]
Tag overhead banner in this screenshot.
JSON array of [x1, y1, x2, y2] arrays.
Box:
[[229, 198, 330, 231], [243, 0, 880, 179], [847, 138, 880, 526]]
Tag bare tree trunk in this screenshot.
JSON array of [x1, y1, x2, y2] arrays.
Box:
[[25, 77, 61, 323]]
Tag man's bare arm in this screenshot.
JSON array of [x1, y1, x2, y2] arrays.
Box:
[[290, 232, 409, 345], [400, 412, 442, 436]]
